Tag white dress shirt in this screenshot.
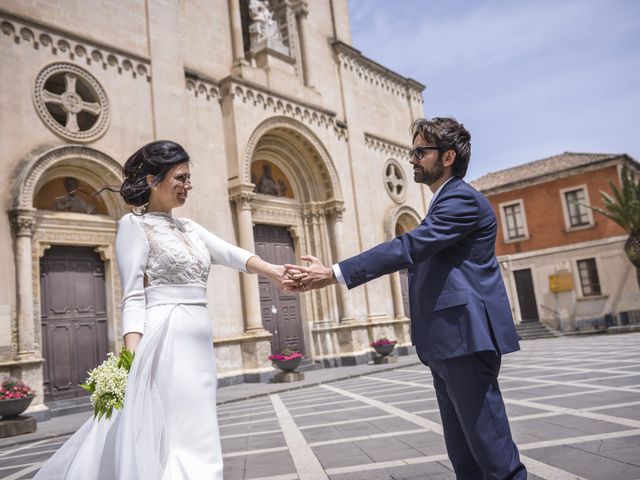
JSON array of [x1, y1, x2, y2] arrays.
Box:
[[332, 176, 456, 284]]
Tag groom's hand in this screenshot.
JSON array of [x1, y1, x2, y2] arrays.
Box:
[[284, 255, 336, 292]]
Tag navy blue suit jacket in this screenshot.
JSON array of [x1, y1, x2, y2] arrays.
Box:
[[339, 177, 520, 363]]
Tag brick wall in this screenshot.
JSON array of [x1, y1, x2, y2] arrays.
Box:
[[487, 165, 626, 256]]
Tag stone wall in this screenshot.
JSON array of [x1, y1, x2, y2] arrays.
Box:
[[0, 0, 425, 410]]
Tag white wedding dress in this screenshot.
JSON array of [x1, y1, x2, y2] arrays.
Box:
[[33, 211, 254, 480]]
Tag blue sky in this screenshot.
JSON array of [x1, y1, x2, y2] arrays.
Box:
[[348, 0, 640, 181]]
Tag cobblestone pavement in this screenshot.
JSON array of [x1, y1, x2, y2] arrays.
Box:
[[1, 333, 639, 479]]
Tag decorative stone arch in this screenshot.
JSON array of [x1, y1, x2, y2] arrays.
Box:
[[8, 145, 126, 412], [11, 144, 126, 217], [383, 205, 422, 240], [383, 205, 423, 327], [241, 115, 343, 203]]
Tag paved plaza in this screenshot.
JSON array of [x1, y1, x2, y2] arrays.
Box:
[[0, 333, 639, 479]]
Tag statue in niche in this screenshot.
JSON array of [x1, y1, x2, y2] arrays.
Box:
[[51, 177, 97, 214], [277, 179, 288, 197], [248, 0, 288, 55], [255, 164, 281, 196]]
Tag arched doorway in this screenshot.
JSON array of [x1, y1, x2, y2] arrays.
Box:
[[379, 206, 422, 351], [384, 206, 423, 320], [235, 116, 344, 361], [395, 213, 421, 318], [10, 145, 125, 406]]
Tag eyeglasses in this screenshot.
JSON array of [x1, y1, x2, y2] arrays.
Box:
[[409, 146, 440, 160], [175, 174, 192, 185]]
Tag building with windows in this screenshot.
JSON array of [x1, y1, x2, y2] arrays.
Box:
[[472, 152, 640, 332], [0, 0, 428, 416]]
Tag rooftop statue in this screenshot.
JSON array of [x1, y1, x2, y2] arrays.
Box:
[[248, 0, 288, 55]]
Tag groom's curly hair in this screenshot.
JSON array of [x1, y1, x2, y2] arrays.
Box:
[[411, 117, 471, 178]]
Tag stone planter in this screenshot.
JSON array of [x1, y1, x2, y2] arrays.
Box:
[[372, 343, 396, 357], [273, 357, 302, 372], [0, 396, 34, 419]]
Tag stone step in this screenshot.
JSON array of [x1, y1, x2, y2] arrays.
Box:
[[517, 324, 556, 330], [46, 397, 93, 420], [49, 402, 93, 419], [517, 322, 549, 329], [516, 322, 558, 340], [517, 324, 554, 331], [517, 326, 552, 334], [298, 359, 322, 372], [29, 396, 93, 422]]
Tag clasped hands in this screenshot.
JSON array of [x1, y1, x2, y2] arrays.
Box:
[[280, 255, 337, 292]]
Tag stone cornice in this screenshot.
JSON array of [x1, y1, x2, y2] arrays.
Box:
[[364, 132, 410, 159], [185, 69, 220, 101], [184, 71, 348, 140], [0, 9, 150, 80], [333, 41, 424, 103], [219, 76, 348, 141]]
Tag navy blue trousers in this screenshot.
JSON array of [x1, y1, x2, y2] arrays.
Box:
[[428, 352, 527, 480]]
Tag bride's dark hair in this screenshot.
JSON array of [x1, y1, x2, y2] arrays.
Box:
[[120, 140, 190, 207]]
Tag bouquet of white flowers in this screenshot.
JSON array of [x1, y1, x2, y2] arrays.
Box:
[[80, 349, 134, 420]]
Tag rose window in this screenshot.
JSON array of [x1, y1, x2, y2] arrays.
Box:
[[383, 159, 406, 203], [33, 63, 109, 142]]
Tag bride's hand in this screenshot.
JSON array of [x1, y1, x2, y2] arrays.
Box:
[[269, 264, 287, 290], [246, 256, 306, 291], [268, 263, 307, 291]]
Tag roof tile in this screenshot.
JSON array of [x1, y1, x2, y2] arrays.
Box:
[[470, 152, 623, 192]]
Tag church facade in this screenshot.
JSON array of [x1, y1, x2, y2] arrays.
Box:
[[0, 0, 429, 415]]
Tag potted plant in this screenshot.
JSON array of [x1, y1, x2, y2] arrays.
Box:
[[269, 348, 303, 372], [370, 337, 397, 357], [0, 378, 36, 419]]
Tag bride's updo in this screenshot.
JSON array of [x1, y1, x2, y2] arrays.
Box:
[[120, 140, 190, 207]]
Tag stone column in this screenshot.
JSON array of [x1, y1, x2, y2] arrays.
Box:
[[293, 2, 312, 87], [390, 272, 406, 319], [329, 207, 354, 321], [227, 0, 246, 67], [11, 209, 36, 357], [229, 186, 265, 333]]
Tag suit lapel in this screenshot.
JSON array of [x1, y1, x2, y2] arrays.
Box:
[[427, 177, 464, 215]]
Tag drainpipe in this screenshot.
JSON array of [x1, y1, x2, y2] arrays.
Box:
[[500, 255, 519, 323]]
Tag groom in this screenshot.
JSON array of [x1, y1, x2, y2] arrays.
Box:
[[285, 117, 527, 479]]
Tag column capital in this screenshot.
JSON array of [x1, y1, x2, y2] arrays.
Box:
[[10, 209, 36, 237], [287, 0, 309, 16], [302, 205, 325, 223], [320, 200, 346, 222], [326, 205, 346, 222], [228, 184, 256, 211]]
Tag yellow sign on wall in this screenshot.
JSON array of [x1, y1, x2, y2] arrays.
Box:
[[549, 271, 574, 292]]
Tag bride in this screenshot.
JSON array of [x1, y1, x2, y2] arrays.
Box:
[[34, 140, 289, 479]]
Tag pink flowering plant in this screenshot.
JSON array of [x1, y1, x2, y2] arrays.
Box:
[[268, 348, 303, 362], [370, 337, 397, 348], [0, 377, 36, 400]]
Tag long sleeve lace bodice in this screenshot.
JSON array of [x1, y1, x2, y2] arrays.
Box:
[[116, 212, 254, 335]]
